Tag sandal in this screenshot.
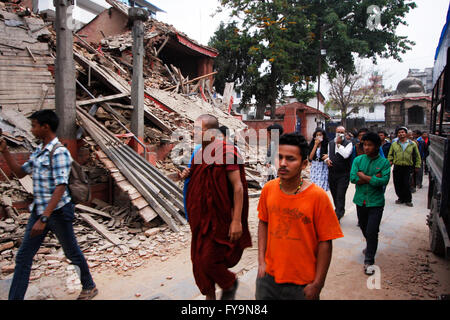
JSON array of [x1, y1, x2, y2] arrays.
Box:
[[77, 287, 98, 300]]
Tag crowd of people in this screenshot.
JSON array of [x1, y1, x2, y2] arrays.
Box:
[[0, 110, 433, 301], [309, 125, 430, 209], [306, 125, 428, 276]]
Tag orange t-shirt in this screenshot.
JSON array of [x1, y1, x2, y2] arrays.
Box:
[[257, 179, 344, 285]]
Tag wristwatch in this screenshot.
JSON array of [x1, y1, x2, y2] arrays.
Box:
[[39, 215, 49, 223]]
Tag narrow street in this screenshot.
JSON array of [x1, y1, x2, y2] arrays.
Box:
[[2, 169, 449, 300]]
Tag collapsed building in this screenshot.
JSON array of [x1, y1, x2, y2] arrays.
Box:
[[0, 0, 264, 279]]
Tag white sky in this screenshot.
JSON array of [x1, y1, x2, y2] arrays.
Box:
[[149, 0, 448, 93]]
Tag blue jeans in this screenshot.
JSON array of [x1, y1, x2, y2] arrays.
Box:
[[8, 202, 95, 300], [356, 205, 384, 265]]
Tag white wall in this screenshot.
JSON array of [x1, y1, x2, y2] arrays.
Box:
[[307, 97, 325, 113], [36, 0, 109, 24], [349, 103, 385, 121]]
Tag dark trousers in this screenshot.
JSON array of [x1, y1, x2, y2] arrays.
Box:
[[356, 206, 384, 265], [393, 165, 413, 203], [8, 202, 95, 300], [255, 274, 307, 300], [416, 161, 423, 187], [328, 172, 350, 219]]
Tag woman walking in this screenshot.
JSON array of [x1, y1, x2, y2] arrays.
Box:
[[308, 128, 329, 191]]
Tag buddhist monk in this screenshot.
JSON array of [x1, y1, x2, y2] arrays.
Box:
[[183, 114, 251, 300]]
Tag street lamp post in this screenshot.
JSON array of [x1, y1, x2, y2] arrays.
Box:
[[315, 12, 354, 125], [317, 25, 326, 128]]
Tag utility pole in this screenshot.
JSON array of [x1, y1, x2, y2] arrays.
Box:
[[54, 0, 77, 158], [129, 5, 149, 155]]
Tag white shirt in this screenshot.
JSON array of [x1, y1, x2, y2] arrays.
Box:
[[334, 138, 353, 159], [324, 138, 353, 163]]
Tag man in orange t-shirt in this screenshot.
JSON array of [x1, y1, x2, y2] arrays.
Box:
[[256, 133, 344, 300]]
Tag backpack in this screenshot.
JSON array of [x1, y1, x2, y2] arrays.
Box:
[[49, 143, 91, 204]]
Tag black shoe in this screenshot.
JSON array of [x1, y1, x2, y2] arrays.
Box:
[[395, 199, 403, 204], [221, 279, 239, 300], [405, 202, 413, 207]]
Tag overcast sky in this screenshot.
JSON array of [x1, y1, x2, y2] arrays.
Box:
[[150, 0, 448, 93]]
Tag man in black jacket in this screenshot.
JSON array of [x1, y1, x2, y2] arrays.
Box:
[[324, 126, 354, 221]]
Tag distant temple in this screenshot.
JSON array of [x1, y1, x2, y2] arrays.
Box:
[[383, 74, 432, 132]]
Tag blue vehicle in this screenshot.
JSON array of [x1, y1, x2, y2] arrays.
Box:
[[427, 4, 450, 260]]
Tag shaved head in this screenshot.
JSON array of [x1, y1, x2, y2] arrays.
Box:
[[196, 114, 219, 130]]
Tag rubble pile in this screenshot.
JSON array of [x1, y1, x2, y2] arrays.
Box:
[[0, 198, 191, 286], [0, 0, 264, 283]]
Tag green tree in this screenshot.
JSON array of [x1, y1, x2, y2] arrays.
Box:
[[210, 0, 416, 119], [208, 21, 256, 95]]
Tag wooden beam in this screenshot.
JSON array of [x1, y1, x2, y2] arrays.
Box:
[[26, 46, 36, 63], [75, 204, 112, 219], [163, 71, 218, 91], [156, 36, 169, 57], [79, 213, 122, 246], [76, 93, 129, 106]]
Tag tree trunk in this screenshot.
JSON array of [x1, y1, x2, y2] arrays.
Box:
[[255, 102, 267, 119], [270, 100, 276, 120], [341, 110, 347, 128]]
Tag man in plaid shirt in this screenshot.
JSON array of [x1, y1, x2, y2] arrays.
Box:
[[0, 110, 97, 300]]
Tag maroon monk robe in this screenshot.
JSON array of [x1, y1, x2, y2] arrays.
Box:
[[186, 140, 252, 295]]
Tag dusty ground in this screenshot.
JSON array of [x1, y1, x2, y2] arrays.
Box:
[[1, 170, 449, 300]]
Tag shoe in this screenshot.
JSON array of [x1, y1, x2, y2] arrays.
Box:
[[221, 279, 239, 300], [395, 199, 403, 204], [418, 185, 423, 189], [77, 287, 98, 300], [405, 202, 413, 207], [411, 188, 416, 193], [364, 264, 375, 275]]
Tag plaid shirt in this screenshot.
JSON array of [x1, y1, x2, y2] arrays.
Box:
[[21, 137, 72, 215]]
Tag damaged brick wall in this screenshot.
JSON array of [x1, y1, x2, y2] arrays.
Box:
[[76, 7, 129, 45]]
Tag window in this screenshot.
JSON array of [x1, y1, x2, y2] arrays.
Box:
[[236, 90, 241, 99], [369, 106, 375, 113]]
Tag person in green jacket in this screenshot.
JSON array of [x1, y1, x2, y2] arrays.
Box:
[[387, 126, 421, 207], [350, 132, 391, 275]]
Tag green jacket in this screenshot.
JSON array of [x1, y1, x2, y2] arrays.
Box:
[[387, 140, 421, 168], [350, 154, 391, 207]]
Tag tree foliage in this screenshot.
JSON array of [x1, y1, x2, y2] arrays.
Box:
[[209, 0, 416, 119]]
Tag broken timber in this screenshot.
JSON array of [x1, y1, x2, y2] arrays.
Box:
[[73, 50, 171, 134], [77, 107, 186, 232], [75, 204, 112, 219], [76, 93, 129, 106], [79, 213, 122, 246]]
